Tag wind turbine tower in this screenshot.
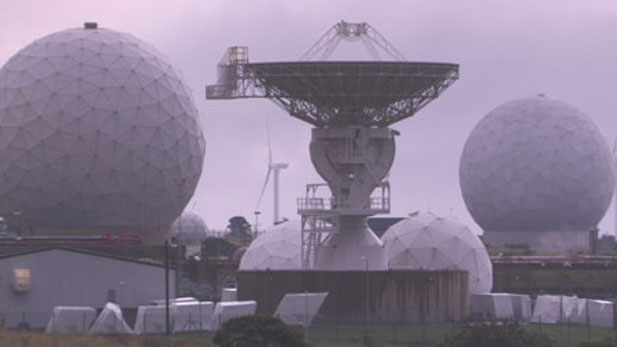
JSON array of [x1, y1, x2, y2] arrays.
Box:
[[271, 162, 289, 224], [255, 121, 289, 225]]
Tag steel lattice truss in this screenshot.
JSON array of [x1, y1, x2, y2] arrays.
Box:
[[207, 61, 459, 127], [299, 21, 407, 61]]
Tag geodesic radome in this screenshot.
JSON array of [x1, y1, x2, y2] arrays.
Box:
[[0, 25, 205, 228], [381, 212, 492, 294], [239, 220, 301, 270], [460, 96, 615, 232], [171, 211, 208, 244]]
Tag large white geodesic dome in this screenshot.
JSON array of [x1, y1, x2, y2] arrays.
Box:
[[381, 212, 492, 294], [239, 220, 301, 270], [171, 211, 208, 244], [0, 24, 205, 228], [460, 96, 615, 232]]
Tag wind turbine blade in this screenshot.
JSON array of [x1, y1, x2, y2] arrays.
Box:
[[255, 168, 272, 210], [267, 117, 272, 165]]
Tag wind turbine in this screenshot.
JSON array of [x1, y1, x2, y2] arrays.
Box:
[[255, 120, 289, 226]]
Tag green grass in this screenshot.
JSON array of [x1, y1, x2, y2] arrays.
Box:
[[1, 323, 615, 347], [307, 322, 617, 346], [0, 329, 215, 347]]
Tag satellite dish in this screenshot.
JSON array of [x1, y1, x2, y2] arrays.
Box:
[[207, 21, 457, 269]]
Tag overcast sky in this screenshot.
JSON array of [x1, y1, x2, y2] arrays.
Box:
[[1, 0, 616, 234]]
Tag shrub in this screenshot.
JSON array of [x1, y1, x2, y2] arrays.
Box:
[[202, 237, 238, 257], [437, 322, 555, 347], [212, 315, 308, 347]]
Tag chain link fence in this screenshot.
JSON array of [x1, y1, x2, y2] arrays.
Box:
[[2, 296, 617, 346]]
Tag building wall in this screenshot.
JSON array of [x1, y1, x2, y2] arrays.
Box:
[[493, 261, 617, 299], [19, 226, 170, 245], [0, 249, 175, 328], [237, 270, 468, 323], [483, 230, 595, 253]]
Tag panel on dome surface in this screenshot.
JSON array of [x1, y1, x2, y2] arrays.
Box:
[[382, 212, 493, 294], [239, 220, 302, 271], [460, 96, 615, 233]]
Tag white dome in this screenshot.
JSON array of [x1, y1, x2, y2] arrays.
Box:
[[381, 212, 492, 294], [171, 211, 208, 244], [239, 220, 301, 270], [460, 96, 615, 232], [0, 25, 205, 228]]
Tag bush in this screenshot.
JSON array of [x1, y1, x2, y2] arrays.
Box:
[[437, 322, 555, 347], [212, 315, 308, 347], [202, 237, 238, 257]]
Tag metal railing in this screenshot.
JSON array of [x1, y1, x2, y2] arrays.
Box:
[[297, 197, 389, 214]]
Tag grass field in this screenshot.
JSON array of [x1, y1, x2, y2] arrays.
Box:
[[307, 322, 617, 346], [0, 323, 615, 347]]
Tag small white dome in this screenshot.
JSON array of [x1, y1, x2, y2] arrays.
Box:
[[381, 212, 492, 294], [239, 220, 301, 270], [171, 211, 208, 244]]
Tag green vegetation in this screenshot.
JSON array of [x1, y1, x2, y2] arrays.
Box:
[[437, 322, 555, 347], [213, 315, 307, 347], [202, 237, 238, 258], [0, 322, 615, 347], [0, 328, 214, 347]]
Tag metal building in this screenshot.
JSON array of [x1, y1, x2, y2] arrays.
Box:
[[0, 247, 175, 328]]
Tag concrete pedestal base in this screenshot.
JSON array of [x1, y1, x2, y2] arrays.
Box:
[[237, 270, 469, 323]]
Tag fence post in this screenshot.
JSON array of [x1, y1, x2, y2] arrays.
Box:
[[165, 240, 170, 336], [586, 299, 590, 343], [559, 295, 564, 339], [304, 290, 309, 343], [335, 322, 339, 342], [613, 298, 617, 347], [567, 317, 571, 347]]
